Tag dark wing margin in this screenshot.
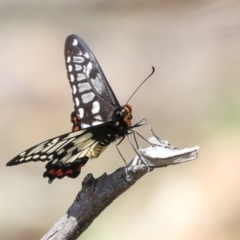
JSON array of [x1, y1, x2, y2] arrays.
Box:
[[6, 129, 97, 183], [65, 34, 120, 129]]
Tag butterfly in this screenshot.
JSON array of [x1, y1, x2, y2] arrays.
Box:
[[6, 35, 135, 183]]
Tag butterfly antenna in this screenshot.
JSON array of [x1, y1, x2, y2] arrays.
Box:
[[126, 66, 155, 104]]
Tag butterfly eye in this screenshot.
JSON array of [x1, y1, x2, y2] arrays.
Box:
[[117, 109, 126, 117], [121, 109, 126, 116]]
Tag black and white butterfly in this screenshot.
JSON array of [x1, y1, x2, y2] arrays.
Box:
[[6, 35, 136, 183]]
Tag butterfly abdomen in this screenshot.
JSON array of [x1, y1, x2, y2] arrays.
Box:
[[92, 144, 107, 158]]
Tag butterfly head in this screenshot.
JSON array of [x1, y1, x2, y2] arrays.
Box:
[[123, 104, 132, 127], [113, 104, 132, 130]]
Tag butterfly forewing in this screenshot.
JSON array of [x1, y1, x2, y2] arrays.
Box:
[[65, 35, 120, 129]]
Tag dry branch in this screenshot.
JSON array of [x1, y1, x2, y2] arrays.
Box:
[[41, 136, 199, 240]]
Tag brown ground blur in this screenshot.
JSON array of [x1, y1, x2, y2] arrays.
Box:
[[1, 1, 240, 239]]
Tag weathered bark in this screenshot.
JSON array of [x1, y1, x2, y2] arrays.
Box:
[[41, 136, 199, 240]]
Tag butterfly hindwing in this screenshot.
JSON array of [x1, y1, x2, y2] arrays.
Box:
[[65, 35, 120, 129], [7, 129, 99, 183]]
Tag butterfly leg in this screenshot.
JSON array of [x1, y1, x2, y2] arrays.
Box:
[[132, 117, 156, 135], [115, 137, 133, 178], [131, 118, 147, 129], [115, 136, 128, 167], [141, 117, 157, 137], [126, 133, 149, 170], [128, 118, 151, 145], [139, 118, 169, 146], [127, 129, 139, 149], [131, 117, 161, 144], [129, 130, 151, 145]]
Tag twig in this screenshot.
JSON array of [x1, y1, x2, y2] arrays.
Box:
[[41, 136, 199, 240]]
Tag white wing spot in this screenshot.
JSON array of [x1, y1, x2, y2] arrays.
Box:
[[75, 64, 82, 71], [78, 108, 84, 118], [62, 130, 86, 139], [40, 155, 47, 159], [26, 156, 32, 160], [57, 149, 65, 155], [68, 65, 73, 72], [26, 142, 45, 156], [20, 151, 26, 156], [86, 62, 93, 76], [41, 144, 54, 153], [88, 62, 93, 69], [73, 85, 77, 94], [73, 39, 78, 46], [82, 123, 90, 128], [52, 159, 58, 164], [33, 155, 39, 159], [94, 115, 102, 120], [70, 74, 74, 82], [75, 97, 80, 106], [81, 92, 95, 103], [46, 140, 68, 154], [92, 101, 100, 114], [92, 121, 103, 126], [78, 82, 91, 93], [77, 73, 86, 81], [84, 52, 89, 58], [73, 56, 84, 63], [51, 138, 59, 144], [67, 56, 71, 63]]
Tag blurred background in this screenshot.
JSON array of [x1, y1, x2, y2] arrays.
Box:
[[1, 0, 240, 239]]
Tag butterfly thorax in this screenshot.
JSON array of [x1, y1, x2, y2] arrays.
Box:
[[89, 104, 132, 158], [91, 104, 132, 141]]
